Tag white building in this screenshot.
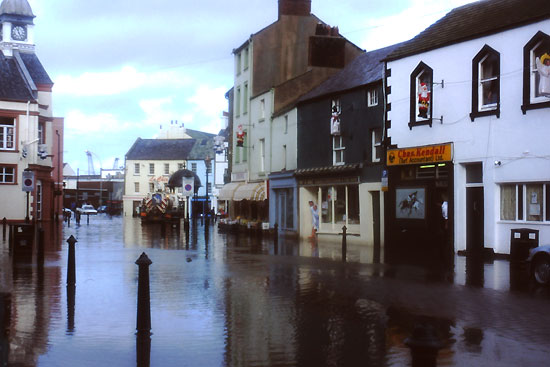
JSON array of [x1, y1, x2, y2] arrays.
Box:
[[384, 0, 550, 264]]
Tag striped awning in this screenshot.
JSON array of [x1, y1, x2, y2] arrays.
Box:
[[217, 182, 243, 201], [233, 182, 266, 201]]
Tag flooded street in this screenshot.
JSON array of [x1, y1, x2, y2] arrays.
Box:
[[1, 215, 550, 366]]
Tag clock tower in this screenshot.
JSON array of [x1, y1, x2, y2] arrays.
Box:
[[0, 0, 35, 57]]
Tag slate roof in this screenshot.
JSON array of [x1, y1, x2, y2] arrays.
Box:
[[125, 138, 196, 160], [0, 52, 34, 101], [0, 0, 34, 17], [19, 53, 52, 85], [187, 129, 216, 160], [386, 0, 550, 61], [299, 43, 402, 103]]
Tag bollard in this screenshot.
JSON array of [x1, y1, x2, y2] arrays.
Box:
[[86, 214, 90, 225], [67, 235, 77, 286], [2, 217, 6, 241], [405, 324, 443, 367], [67, 283, 76, 333], [341, 225, 347, 262], [135, 252, 153, 334], [136, 331, 151, 367]]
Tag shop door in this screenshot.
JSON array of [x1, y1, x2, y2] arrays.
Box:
[[466, 187, 484, 255]]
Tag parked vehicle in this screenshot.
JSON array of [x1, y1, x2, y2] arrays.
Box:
[[527, 245, 550, 285], [97, 205, 108, 213], [77, 204, 98, 215]]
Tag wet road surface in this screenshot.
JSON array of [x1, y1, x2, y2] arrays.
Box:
[[1, 215, 550, 366]]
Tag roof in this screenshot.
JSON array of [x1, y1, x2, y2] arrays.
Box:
[[186, 129, 216, 160], [386, 0, 550, 61], [125, 138, 196, 160], [299, 43, 403, 103], [0, 0, 34, 17], [0, 52, 34, 100], [19, 53, 52, 85]]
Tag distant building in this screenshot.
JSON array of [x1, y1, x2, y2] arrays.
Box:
[[0, 0, 64, 222]]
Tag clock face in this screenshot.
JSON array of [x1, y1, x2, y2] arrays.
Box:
[[11, 25, 26, 41]]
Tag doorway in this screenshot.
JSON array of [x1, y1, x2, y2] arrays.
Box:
[[466, 187, 484, 255]]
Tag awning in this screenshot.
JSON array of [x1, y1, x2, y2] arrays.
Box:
[[217, 182, 243, 201], [233, 182, 266, 201]]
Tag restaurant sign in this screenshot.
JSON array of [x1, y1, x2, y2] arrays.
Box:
[[387, 143, 452, 166]]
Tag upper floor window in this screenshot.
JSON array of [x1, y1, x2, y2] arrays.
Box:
[[244, 47, 249, 70], [331, 99, 341, 136], [164, 163, 170, 175], [409, 62, 433, 128], [38, 120, 46, 144], [149, 163, 154, 175], [243, 83, 248, 115], [149, 183, 155, 192], [284, 115, 288, 134], [259, 138, 265, 172], [0, 165, 15, 184], [134, 163, 140, 175], [0, 117, 15, 150], [260, 99, 265, 120], [134, 182, 140, 193], [471, 45, 500, 120], [371, 128, 382, 163], [191, 163, 197, 173], [178, 163, 184, 170], [236, 87, 241, 116], [333, 135, 344, 166], [236, 53, 242, 75], [522, 31, 550, 113], [367, 89, 378, 107]]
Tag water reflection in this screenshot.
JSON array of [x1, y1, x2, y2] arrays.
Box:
[[0, 216, 548, 366]]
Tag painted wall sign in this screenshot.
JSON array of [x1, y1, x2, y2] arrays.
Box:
[[387, 143, 452, 166]]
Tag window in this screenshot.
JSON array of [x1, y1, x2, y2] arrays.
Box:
[[242, 132, 248, 162], [0, 165, 15, 183], [178, 163, 184, 170], [260, 99, 265, 120], [207, 183, 212, 195], [236, 53, 241, 75], [371, 128, 382, 162], [471, 45, 500, 120], [333, 135, 344, 165], [320, 185, 360, 226], [523, 31, 550, 113], [134, 163, 140, 175], [236, 87, 241, 116], [259, 138, 265, 172], [149, 163, 154, 175], [38, 120, 46, 144], [164, 163, 169, 175], [244, 47, 249, 70], [134, 182, 140, 193], [243, 83, 248, 114], [191, 163, 197, 173], [206, 160, 211, 174], [284, 115, 288, 134], [331, 99, 341, 136], [282, 144, 287, 171], [367, 89, 378, 107], [149, 183, 155, 192], [500, 183, 550, 222], [410, 62, 433, 128], [0, 117, 15, 150]]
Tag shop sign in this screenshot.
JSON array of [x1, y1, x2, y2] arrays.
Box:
[[387, 143, 452, 166]]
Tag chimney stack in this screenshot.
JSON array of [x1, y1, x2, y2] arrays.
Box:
[[278, 0, 311, 18]]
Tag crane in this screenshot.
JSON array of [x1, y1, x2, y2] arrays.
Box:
[[85, 150, 95, 175]]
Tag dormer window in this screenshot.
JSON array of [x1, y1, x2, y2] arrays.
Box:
[[409, 62, 433, 128], [471, 45, 500, 121], [522, 31, 550, 113]]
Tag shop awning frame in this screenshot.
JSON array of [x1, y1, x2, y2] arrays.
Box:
[[217, 182, 243, 201], [233, 182, 266, 201]]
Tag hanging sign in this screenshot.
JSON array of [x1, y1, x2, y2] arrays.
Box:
[[387, 143, 452, 166], [182, 177, 194, 197]]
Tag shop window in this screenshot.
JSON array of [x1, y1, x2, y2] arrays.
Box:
[[409, 62, 433, 128], [320, 185, 360, 227], [0, 165, 15, 183], [371, 128, 382, 162], [500, 183, 548, 222], [333, 136, 344, 165], [134, 163, 140, 175], [522, 31, 550, 113], [416, 163, 448, 179], [471, 45, 500, 120], [0, 117, 15, 150]]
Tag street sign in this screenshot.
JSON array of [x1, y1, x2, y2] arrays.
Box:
[[182, 177, 194, 197], [22, 170, 34, 192]]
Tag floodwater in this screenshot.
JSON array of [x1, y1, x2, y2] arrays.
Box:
[[1, 215, 549, 366]]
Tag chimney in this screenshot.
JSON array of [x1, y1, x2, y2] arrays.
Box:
[[278, 0, 311, 18]]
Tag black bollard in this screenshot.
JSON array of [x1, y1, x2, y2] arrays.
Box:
[[136, 331, 151, 367], [67, 283, 76, 333], [341, 225, 347, 262], [135, 252, 153, 334], [2, 217, 6, 241], [67, 235, 77, 286], [405, 324, 443, 367], [86, 214, 90, 225]]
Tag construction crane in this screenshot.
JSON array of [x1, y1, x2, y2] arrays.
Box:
[[85, 150, 95, 175]]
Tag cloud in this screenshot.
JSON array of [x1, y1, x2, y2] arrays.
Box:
[[64, 110, 130, 136]]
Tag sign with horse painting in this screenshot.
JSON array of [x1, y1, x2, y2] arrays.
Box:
[[396, 187, 426, 219]]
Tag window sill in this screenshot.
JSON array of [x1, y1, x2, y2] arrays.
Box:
[[408, 118, 432, 129], [522, 100, 550, 114], [470, 108, 500, 121]]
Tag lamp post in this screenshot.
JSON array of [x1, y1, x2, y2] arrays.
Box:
[[204, 155, 211, 224]]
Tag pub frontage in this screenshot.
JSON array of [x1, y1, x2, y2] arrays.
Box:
[[385, 143, 454, 269]]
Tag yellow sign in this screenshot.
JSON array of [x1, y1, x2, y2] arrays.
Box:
[[387, 143, 452, 166]]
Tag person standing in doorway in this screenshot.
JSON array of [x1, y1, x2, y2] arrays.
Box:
[[309, 200, 319, 238]]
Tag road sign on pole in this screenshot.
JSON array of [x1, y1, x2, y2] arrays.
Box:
[[22, 170, 34, 192]]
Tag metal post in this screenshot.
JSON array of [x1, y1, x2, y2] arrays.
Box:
[[2, 217, 6, 241], [25, 192, 30, 223], [342, 225, 347, 262], [405, 324, 443, 367], [67, 235, 77, 286], [136, 252, 153, 334]]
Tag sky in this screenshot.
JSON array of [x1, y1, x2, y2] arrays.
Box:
[[26, 0, 478, 174]]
